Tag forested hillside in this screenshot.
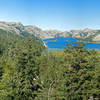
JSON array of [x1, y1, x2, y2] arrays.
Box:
[[0, 30, 100, 100]]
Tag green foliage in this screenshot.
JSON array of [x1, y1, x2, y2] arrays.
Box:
[[0, 31, 100, 100]]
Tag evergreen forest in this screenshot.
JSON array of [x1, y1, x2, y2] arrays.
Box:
[[0, 29, 100, 100]]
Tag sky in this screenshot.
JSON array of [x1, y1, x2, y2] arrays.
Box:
[[0, 0, 100, 31]]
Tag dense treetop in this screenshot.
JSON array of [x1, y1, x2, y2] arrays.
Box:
[[0, 30, 100, 100]]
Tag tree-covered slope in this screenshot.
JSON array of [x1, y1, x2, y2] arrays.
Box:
[[0, 30, 100, 99]]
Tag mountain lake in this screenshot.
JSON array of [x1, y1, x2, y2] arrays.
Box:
[[43, 37, 100, 50]]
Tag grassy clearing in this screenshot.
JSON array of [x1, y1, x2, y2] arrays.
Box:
[[51, 50, 100, 56], [51, 50, 64, 55]]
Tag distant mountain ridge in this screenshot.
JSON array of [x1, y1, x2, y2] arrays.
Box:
[[0, 21, 100, 42]]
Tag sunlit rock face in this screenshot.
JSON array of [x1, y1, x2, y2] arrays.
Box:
[[0, 21, 100, 41]]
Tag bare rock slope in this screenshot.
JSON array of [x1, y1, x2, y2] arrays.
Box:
[[0, 21, 100, 42]]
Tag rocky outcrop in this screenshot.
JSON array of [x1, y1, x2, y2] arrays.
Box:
[[93, 34, 100, 41], [0, 21, 100, 42], [70, 28, 98, 38], [0, 21, 71, 39], [0, 21, 24, 35]]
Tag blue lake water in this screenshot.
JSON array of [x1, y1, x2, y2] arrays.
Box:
[[43, 37, 100, 50]]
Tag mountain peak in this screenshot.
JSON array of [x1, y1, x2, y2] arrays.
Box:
[[0, 21, 100, 41]]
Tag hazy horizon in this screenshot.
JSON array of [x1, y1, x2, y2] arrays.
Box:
[[0, 0, 100, 31]]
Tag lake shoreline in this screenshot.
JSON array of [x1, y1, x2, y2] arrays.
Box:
[[43, 37, 100, 50]]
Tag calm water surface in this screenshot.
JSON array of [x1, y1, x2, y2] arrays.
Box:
[[43, 37, 100, 50]]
